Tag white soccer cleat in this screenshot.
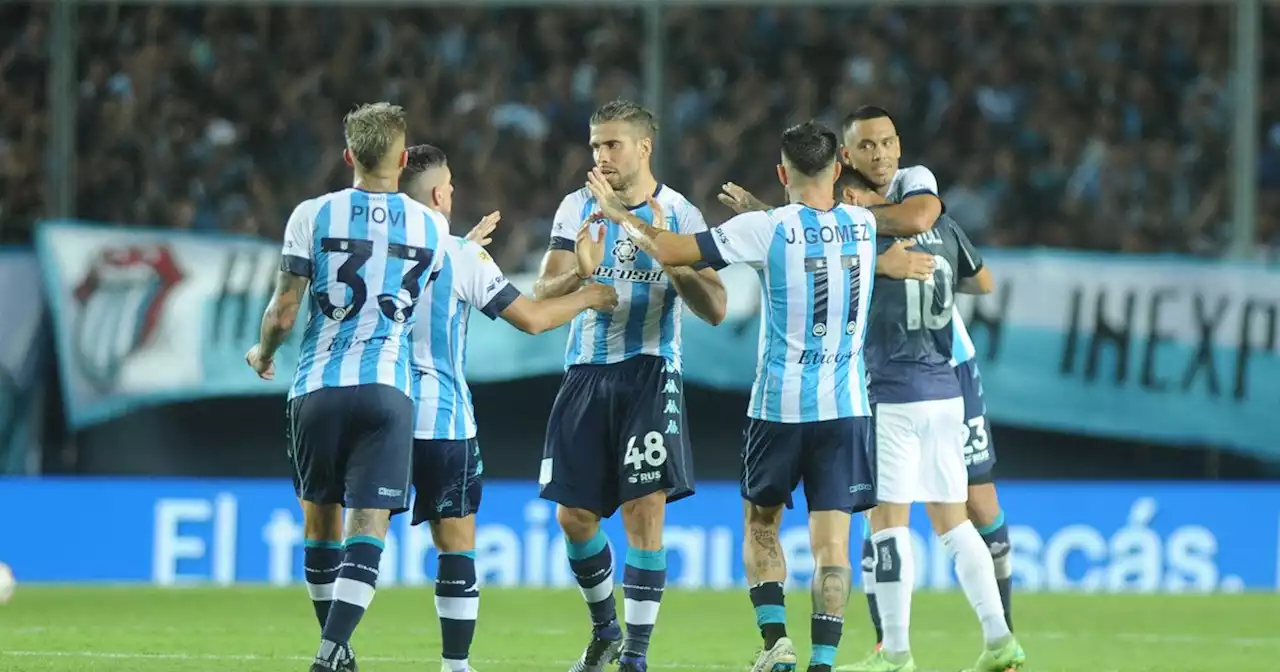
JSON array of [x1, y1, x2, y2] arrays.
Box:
[[750, 636, 798, 672]]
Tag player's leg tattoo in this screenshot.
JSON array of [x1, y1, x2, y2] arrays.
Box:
[[807, 510, 852, 672], [431, 517, 479, 672], [301, 500, 344, 629], [868, 503, 914, 657], [315, 508, 391, 668], [858, 514, 883, 646], [619, 491, 668, 665], [744, 502, 788, 648], [968, 484, 1012, 630], [927, 501, 1010, 647]]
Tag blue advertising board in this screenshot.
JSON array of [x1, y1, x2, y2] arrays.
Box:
[[1, 478, 1276, 592]]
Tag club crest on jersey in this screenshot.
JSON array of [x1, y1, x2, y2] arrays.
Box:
[[71, 245, 184, 391], [612, 238, 639, 263]]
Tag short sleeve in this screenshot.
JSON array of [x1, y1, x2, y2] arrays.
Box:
[[451, 239, 521, 320], [549, 191, 589, 253], [896, 165, 941, 201], [280, 199, 315, 277], [693, 211, 774, 270], [672, 199, 712, 270]]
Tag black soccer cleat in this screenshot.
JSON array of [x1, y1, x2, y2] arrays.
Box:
[[339, 645, 359, 672]]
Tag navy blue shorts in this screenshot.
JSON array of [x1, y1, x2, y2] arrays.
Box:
[[540, 355, 695, 518], [411, 438, 484, 525], [956, 361, 997, 484], [286, 384, 414, 513], [741, 416, 876, 514]]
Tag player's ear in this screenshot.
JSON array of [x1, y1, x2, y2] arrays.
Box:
[[639, 136, 652, 159], [840, 185, 858, 205], [776, 164, 788, 187], [431, 185, 444, 209], [398, 150, 408, 169], [342, 148, 355, 168], [831, 161, 842, 185]]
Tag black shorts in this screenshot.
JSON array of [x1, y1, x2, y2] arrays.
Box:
[[539, 355, 695, 518], [411, 438, 484, 525], [287, 384, 414, 512], [956, 361, 997, 484], [741, 416, 876, 514]]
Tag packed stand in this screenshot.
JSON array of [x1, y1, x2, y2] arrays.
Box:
[[1, 5, 1277, 264]]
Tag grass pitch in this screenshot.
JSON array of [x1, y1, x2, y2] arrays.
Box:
[[0, 587, 1275, 671]]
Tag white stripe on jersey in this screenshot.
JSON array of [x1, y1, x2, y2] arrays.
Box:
[[548, 185, 707, 372], [413, 236, 517, 441], [285, 188, 449, 400], [702, 202, 878, 423]]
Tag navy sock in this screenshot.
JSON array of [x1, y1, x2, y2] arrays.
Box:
[[316, 536, 384, 661], [621, 547, 666, 661], [435, 551, 479, 668], [861, 537, 883, 644], [304, 541, 342, 628], [978, 512, 1013, 630], [566, 530, 619, 633], [749, 580, 787, 649]]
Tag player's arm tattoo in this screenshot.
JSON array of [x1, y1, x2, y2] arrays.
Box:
[[869, 202, 934, 237], [533, 251, 585, 300], [345, 507, 391, 539], [665, 266, 727, 326], [811, 565, 853, 616], [260, 270, 309, 359]]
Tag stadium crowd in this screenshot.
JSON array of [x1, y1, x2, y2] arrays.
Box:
[[2, 4, 1278, 266]]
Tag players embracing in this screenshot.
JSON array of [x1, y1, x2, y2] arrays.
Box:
[[533, 100, 728, 672]]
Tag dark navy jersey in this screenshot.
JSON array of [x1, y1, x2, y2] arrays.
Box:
[[865, 214, 983, 404]]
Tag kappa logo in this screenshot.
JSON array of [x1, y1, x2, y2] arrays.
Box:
[[71, 245, 184, 392]]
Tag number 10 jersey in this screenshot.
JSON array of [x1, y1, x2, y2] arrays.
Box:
[[280, 188, 450, 400], [863, 214, 983, 404]]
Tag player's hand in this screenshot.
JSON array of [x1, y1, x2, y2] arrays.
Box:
[[581, 283, 619, 312], [575, 214, 606, 279], [585, 168, 630, 222], [879, 239, 934, 281], [717, 182, 770, 214], [245, 344, 275, 380], [465, 211, 500, 247]]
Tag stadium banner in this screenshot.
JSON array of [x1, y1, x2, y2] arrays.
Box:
[[0, 251, 47, 475], [1, 478, 1277, 592], [36, 222, 1280, 457]]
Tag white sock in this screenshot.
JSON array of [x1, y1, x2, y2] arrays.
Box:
[[941, 520, 1011, 644], [870, 527, 914, 655], [443, 659, 469, 671]]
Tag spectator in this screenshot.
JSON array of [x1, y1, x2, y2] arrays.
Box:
[[0, 4, 1275, 266]]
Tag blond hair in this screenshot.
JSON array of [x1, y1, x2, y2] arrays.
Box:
[[343, 102, 407, 171]]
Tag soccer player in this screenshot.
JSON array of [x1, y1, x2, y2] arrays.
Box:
[[840, 106, 1016, 663], [588, 120, 885, 672], [533, 100, 728, 672], [245, 103, 448, 672], [400, 144, 618, 672]]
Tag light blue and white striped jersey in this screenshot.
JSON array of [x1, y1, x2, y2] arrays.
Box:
[[412, 236, 520, 441], [282, 188, 449, 400], [950, 308, 977, 367], [548, 185, 707, 372], [695, 203, 878, 423]]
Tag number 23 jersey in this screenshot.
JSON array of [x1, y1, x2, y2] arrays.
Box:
[[280, 188, 450, 400]]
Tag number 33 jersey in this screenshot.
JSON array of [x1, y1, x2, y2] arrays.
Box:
[[280, 188, 450, 400], [863, 214, 983, 405]]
